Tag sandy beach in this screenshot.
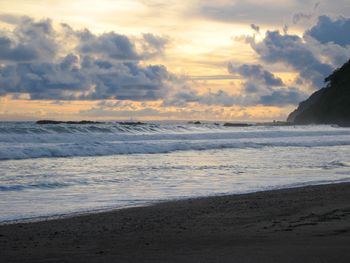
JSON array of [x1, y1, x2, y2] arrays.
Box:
[[1, 182, 349, 263]]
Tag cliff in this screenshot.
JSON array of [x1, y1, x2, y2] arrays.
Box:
[[287, 59, 350, 126]]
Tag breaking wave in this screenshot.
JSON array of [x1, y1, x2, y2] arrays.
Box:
[[1, 122, 350, 160]]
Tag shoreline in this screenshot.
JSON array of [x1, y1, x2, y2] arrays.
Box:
[[1, 182, 350, 262], [2, 179, 350, 226]]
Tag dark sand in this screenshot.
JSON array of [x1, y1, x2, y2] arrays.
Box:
[[1, 183, 350, 262]]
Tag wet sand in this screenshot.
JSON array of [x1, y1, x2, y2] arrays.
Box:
[[1, 182, 350, 262]]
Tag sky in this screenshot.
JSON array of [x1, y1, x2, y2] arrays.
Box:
[[0, 0, 350, 121]]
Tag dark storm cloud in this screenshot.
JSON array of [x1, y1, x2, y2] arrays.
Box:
[[236, 14, 350, 106], [228, 63, 284, 87], [259, 88, 306, 106], [77, 30, 140, 60], [0, 17, 57, 62], [163, 62, 306, 107], [250, 30, 333, 87], [75, 30, 168, 60], [1, 12, 347, 109], [236, 15, 350, 91], [305, 15, 350, 46], [0, 36, 38, 61], [229, 63, 306, 106], [0, 54, 175, 100], [0, 16, 174, 101]]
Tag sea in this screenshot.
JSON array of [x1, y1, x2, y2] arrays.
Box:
[[1, 121, 350, 223]]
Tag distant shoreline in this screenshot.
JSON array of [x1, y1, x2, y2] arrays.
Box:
[[34, 119, 300, 127], [1, 120, 349, 128], [1, 182, 349, 262]]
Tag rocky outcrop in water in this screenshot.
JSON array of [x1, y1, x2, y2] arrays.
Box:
[[223, 123, 252, 127], [36, 120, 104, 125]]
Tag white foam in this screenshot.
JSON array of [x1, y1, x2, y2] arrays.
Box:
[[1, 123, 350, 223], [1, 123, 350, 160]]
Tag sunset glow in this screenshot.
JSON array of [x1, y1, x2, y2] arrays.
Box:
[[1, 0, 349, 121]]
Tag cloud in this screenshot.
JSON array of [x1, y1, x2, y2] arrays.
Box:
[[80, 105, 247, 121], [141, 33, 169, 58], [259, 87, 306, 106], [163, 89, 245, 107], [229, 63, 306, 106], [0, 16, 176, 101], [76, 30, 140, 60], [1, 13, 347, 111], [228, 63, 284, 86], [198, 6, 264, 25], [232, 15, 350, 108], [189, 75, 239, 80], [0, 16, 169, 64], [75, 30, 168, 60], [314, 2, 320, 10], [244, 16, 350, 89], [305, 15, 350, 46], [81, 107, 163, 118], [164, 87, 305, 108], [291, 1, 321, 25], [163, 63, 306, 107], [250, 24, 260, 33], [0, 14, 23, 24], [292, 12, 313, 24], [0, 35, 38, 61], [250, 30, 333, 87], [193, 0, 350, 26], [313, 40, 350, 67], [0, 17, 57, 62], [194, 1, 295, 24], [0, 55, 176, 100]]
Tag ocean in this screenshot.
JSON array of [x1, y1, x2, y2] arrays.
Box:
[[0, 121, 350, 223]]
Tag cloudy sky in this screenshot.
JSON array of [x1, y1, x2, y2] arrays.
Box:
[[0, 0, 350, 121]]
